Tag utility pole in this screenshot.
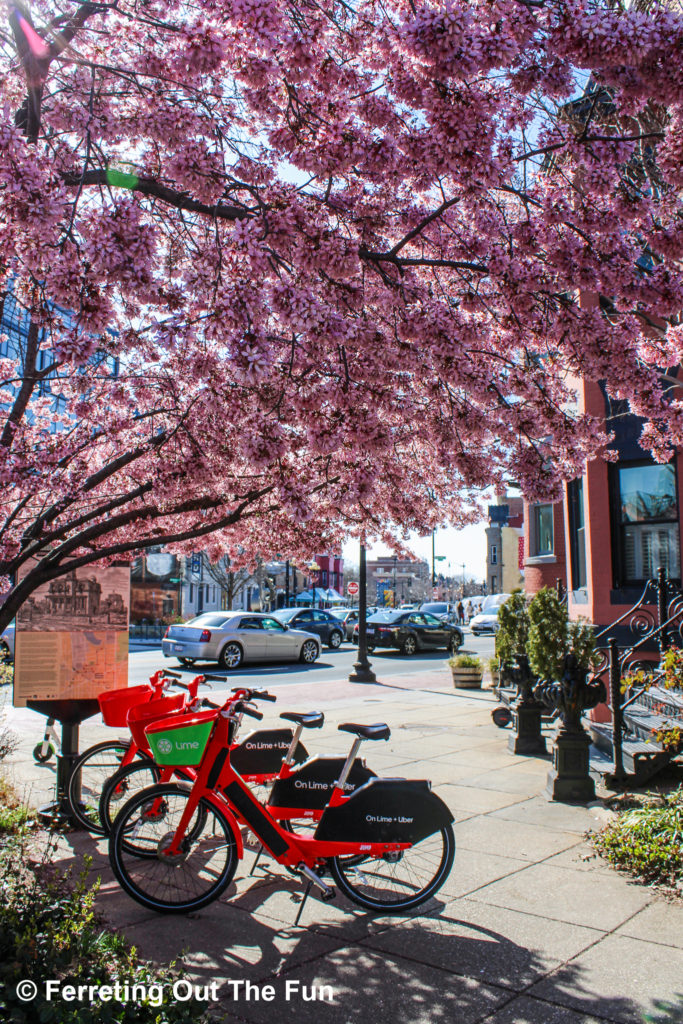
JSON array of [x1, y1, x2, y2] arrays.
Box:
[[432, 530, 436, 589]]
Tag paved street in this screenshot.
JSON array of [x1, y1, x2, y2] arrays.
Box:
[[129, 628, 496, 687]]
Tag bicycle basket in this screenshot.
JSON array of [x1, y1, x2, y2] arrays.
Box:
[[144, 708, 217, 766], [98, 684, 160, 727], [127, 694, 186, 751]]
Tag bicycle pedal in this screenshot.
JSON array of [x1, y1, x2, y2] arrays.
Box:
[[320, 887, 336, 902]]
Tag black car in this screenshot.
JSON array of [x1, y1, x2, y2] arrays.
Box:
[[273, 607, 345, 649], [365, 611, 464, 656]]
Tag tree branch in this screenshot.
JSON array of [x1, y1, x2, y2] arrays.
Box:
[[61, 169, 256, 221]]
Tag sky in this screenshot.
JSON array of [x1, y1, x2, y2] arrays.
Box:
[[342, 521, 487, 583]]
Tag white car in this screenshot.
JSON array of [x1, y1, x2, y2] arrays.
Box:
[[0, 623, 14, 661], [469, 594, 511, 636]]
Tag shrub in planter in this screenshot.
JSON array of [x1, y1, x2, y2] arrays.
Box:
[[527, 587, 596, 680], [495, 591, 530, 677], [448, 654, 483, 689]]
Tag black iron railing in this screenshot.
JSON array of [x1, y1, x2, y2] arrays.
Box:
[[589, 567, 683, 782]]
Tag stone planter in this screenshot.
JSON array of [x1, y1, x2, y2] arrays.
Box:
[[451, 666, 483, 689]]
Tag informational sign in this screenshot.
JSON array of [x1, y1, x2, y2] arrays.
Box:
[[14, 564, 130, 707], [347, 581, 359, 596]]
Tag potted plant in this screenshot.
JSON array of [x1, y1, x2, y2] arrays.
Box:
[[448, 653, 483, 689], [495, 590, 530, 683], [488, 656, 500, 689], [527, 587, 596, 680]]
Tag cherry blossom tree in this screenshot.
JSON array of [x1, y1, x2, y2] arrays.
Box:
[[2, 0, 683, 631]]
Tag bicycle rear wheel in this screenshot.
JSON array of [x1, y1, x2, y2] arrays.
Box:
[[108, 783, 239, 913], [67, 741, 148, 834], [328, 825, 455, 913]]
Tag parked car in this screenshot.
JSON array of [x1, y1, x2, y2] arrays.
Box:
[[351, 607, 392, 643], [364, 610, 464, 656], [273, 607, 345, 649], [329, 608, 360, 641], [0, 623, 14, 662], [162, 612, 321, 669], [420, 602, 455, 621], [469, 594, 511, 635]]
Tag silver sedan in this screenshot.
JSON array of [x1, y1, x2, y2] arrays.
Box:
[[162, 612, 321, 670]]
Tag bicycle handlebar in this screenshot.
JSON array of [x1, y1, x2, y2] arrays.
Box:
[[235, 702, 263, 720], [231, 687, 276, 702]]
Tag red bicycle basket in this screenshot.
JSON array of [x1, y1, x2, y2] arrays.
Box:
[[98, 684, 157, 727], [127, 694, 186, 751]]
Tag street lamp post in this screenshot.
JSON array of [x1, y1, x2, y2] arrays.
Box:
[[349, 540, 376, 684], [432, 530, 436, 589], [392, 555, 398, 608]]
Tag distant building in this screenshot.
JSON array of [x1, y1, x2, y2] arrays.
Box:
[[366, 557, 431, 606], [485, 497, 524, 594]]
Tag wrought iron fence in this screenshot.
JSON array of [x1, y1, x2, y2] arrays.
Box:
[[589, 567, 683, 782]]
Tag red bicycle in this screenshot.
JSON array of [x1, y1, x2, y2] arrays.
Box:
[[108, 692, 455, 916], [66, 669, 189, 833], [98, 688, 351, 835]]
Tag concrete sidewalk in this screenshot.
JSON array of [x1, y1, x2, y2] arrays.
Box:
[[3, 671, 683, 1023]]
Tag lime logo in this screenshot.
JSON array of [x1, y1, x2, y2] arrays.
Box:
[[157, 738, 173, 754]]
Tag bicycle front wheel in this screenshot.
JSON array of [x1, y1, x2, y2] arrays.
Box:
[[67, 740, 147, 834], [99, 760, 168, 835], [329, 825, 455, 913], [108, 784, 239, 913]]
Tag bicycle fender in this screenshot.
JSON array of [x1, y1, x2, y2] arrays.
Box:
[[314, 778, 454, 844]]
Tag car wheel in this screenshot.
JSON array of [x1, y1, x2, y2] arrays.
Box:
[[218, 642, 243, 670], [401, 635, 417, 656], [299, 639, 319, 664], [327, 630, 343, 649], [178, 657, 196, 667]]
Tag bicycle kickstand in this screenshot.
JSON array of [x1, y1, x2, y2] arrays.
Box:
[[293, 881, 312, 928], [249, 844, 265, 876]]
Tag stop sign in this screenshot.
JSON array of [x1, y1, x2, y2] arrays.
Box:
[[347, 581, 359, 595]]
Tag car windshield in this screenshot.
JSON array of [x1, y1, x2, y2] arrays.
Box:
[[273, 608, 299, 622], [186, 613, 233, 628], [421, 603, 448, 614], [481, 594, 510, 613], [330, 610, 348, 620]]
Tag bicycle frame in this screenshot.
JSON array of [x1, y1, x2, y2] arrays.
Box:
[[151, 707, 411, 869]]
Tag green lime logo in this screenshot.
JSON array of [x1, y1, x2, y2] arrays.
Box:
[[157, 738, 173, 754]]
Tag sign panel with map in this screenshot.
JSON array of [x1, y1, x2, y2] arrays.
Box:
[[13, 565, 130, 706]]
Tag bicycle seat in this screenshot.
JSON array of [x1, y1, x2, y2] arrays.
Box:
[[280, 711, 324, 729], [338, 722, 391, 741]]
